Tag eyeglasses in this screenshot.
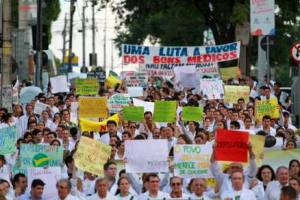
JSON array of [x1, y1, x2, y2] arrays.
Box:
[[171, 182, 181, 186]]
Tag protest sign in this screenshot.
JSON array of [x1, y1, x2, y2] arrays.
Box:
[[174, 65, 197, 89], [174, 144, 213, 178], [255, 98, 280, 122], [75, 79, 99, 95], [74, 137, 111, 176], [128, 87, 143, 97], [122, 42, 241, 65], [220, 66, 239, 80], [28, 167, 61, 200], [125, 140, 169, 173], [79, 114, 119, 132], [263, 149, 300, 170], [250, 135, 265, 166], [123, 106, 144, 122], [34, 102, 49, 115], [108, 94, 130, 113], [215, 129, 249, 162], [106, 73, 122, 88], [20, 144, 64, 167], [50, 75, 69, 93], [20, 86, 42, 104], [124, 72, 148, 88], [182, 106, 203, 122], [250, 0, 275, 36], [79, 97, 107, 118], [0, 126, 17, 155], [67, 72, 87, 80], [180, 72, 200, 89], [197, 63, 219, 78], [154, 101, 177, 122], [200, 79, 224, 100], [133, 98, 154, 113], [224, 85, 250, 104]]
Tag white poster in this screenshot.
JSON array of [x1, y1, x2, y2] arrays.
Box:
[[133, 98, 154, 114], [180, 72, 200, 89], [128, 87, 143, 97], [125, 140, 169, 173], [200, 79, 224, 100], [250, 0, 275, 36], [50, 75, 69, 94], [34, 102, 49, 115], [27, 167, 61, 200]]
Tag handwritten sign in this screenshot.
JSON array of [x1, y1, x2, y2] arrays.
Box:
[[0, 126, 17, 155], [75, 79, 99, 95], [20, 144, 64, 167], [174, 144, 213, 178], [182, 106, 203, 122], [255, 98, 280, 122], [79, 97, 107, 118], [108, 94, 130, 113], [125, 140, 169, 173], [215, 129, 249, 162], [153, 101, 177, 122], [34, 102, 49, 115], [124, 72, 148, 88], [224, 85, 250, 104], [123, 106, 144, 122], [74, 137, 111, 176], [200, 79, 224, 100]]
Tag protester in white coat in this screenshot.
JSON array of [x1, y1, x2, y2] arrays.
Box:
[[221, 171, 257, 200], [88, 178, 117, 200]]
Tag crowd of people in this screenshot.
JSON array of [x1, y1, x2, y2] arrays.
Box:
[[0, 74, 299, 200]]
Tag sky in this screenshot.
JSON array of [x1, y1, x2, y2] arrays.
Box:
[[49, 0, 125, 73]]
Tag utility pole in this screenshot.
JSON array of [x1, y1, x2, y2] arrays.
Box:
[[91, 0, 97, 67], [35, 0, 43, 87], [103, 5, 107, 71], [62, 13, 67, 72], [68, 0, 76, 73], [81, 1, 87, 70], [1, 0, 12, 109], [1, 0, 12, 86]]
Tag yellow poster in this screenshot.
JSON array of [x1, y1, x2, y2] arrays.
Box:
[[106, 75, 122, 88], [250, 135, 265, 166], [220, 66, 239, 80], [224, 85, 250, 104], [79, 114, 119, 132], [255, 98, 280, 122], [79, 97, 107, 118], [74, 137, 111, 176]]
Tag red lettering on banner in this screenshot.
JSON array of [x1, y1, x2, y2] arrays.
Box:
[[153, 56, 181, 64], [123, 55, 144, 64]]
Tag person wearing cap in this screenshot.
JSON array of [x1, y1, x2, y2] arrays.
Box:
[[18, 179, 45, 200], [210, 142, 257, 198]]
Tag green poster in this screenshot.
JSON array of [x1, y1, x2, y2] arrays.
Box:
[[75, 78, 99, 95], [154, 101, 177, 122], [0, 126, 17, 155], [123, 106, 144, 122], [20, 144, 64, 167], [182, 106, 203, 122]]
